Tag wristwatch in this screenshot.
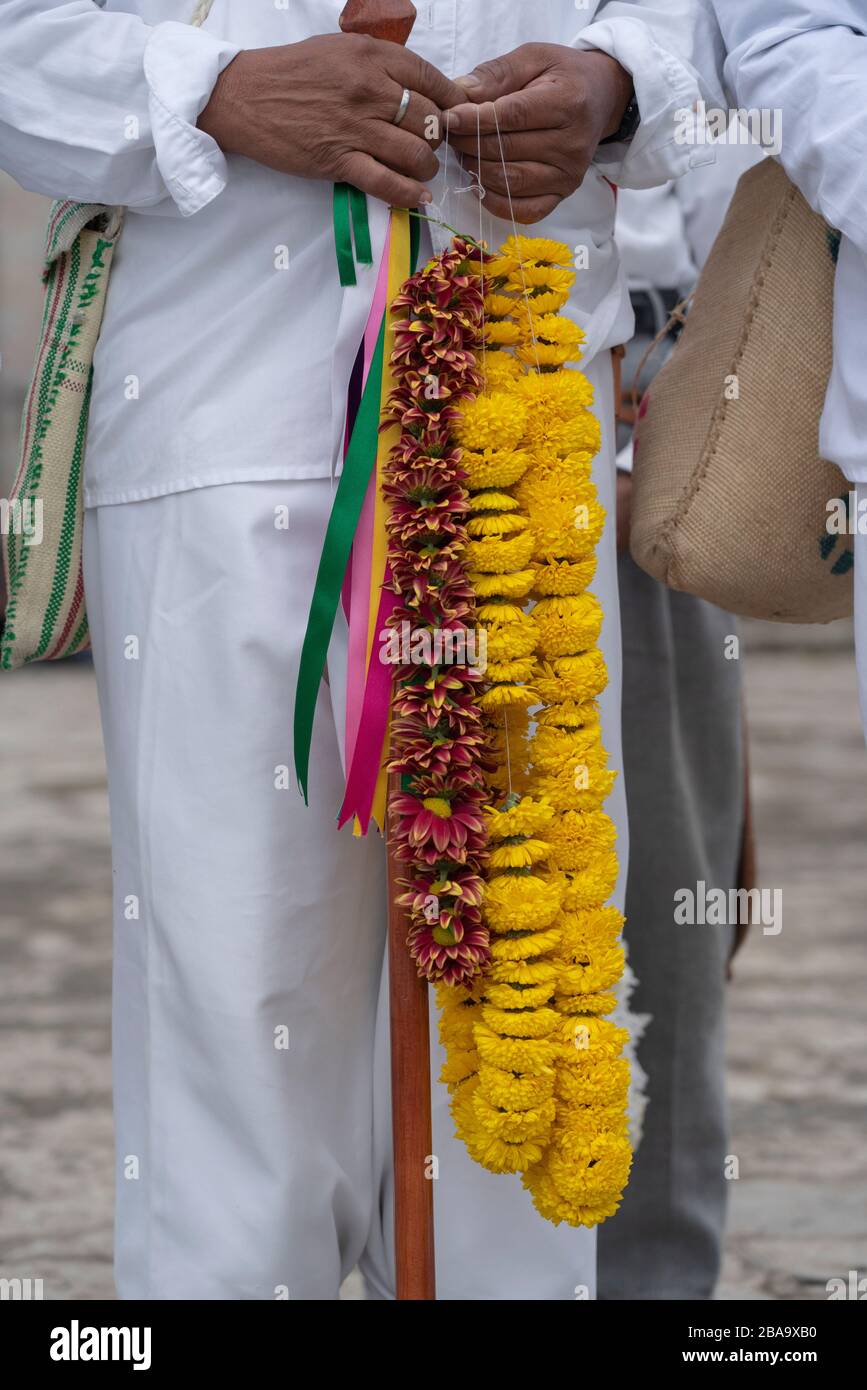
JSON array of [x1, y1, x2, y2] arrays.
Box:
[[599, 91, 640, 145]]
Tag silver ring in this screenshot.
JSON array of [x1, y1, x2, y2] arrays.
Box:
[[393, 87, 412, 127]]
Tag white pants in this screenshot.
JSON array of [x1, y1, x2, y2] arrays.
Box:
[[82, 353, 625, 1300]]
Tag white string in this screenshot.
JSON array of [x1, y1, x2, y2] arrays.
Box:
[[188, 0, 213, 26], [491, 105, 541, 372], [476, 105, 488, 379], [189, 0, 215, 26]]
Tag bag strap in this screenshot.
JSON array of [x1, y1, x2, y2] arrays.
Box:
[[44, 0, 216, 266], [620, 292, 693, 426]]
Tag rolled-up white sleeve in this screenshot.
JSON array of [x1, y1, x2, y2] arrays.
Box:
[[573, 0, 729, 188], [714, 0, 867, 255], [0, 1, 240, 215]]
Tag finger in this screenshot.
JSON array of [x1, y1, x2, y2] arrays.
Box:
[[459, 152, 569, 201], [475, 185, 560, 225], [387, 89, 448, 151], [368, 122, 441, 184], [337, 150, 433, 210], [449, 85, 559, 137], [451, 128, 568, 164], [385, 46, 468, 114], [452, 44, 551, 107]]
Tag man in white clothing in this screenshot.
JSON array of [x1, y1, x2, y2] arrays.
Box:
[[709, 0, 867, 735], [0, 0, 728, 1299]]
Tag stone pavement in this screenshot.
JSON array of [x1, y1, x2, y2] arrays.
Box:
[[1, 623, 865, 1301]]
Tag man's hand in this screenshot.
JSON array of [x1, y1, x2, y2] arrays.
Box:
[[198, 34, 467, 207], [446, 44, 633, 223]]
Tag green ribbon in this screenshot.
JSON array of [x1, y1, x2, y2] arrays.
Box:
[[293, 318, 386, 802], [333, 183, 373, 287]]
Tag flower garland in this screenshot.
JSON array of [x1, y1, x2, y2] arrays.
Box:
[[385, 237, 493, 987], [386, 231, 631, 1226]]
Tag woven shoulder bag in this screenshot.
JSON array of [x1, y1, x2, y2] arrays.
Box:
[[1, 0, 215, 669], [630, 157, 851, 625]]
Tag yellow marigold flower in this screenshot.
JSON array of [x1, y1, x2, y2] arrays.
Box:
[[437, 998, 480, 1051], [530, 726, 603, 779], [499, 235, 573, 268], [516, 367, 594, 417], [545, 1132, 633, 1207], [465, 529, 536, 574], [481, 1002, 561, 1039], [471, 568, 536, 599], [479, 683, 538, 711], [488, 838, 550, 872], [455, 391, 527, 452], [477, 599, 531, 622], [470, 490, 520, 512], [472, 1091, 557, 1142], [536, 699, 600, 728], [488, 958, 558, 987], [489, 925, 562, 962], [486, 796, 554, 841], [555, 990, 618, 1016], [474, 1022, 562, 1074], [555, 1056, 630, 1107], [548, 812, 617, 873], [518, 450, 593, 498], [517, 341, 583, 367], [482, 352, 524, 391], [461, 447, 531, 490], [533, 593, 604, 657], [465, 1128, 548, 1175], [533, 758, 616, 813], [484, 626, 538, 662], [484, 977, 555, 1009], [537, 508, 605, 564], [477, 1064, 556, 1111], [506, 266, 576, 295], [556, 905, 625, 942], [485, 320, 522, 347], [483, 872, 563, 934], [527, 495, 605, 563], [485, 253, 521, 279], [439, 1048, 479, 1090], [556, 1013, 629, 1062], [532, 557, 598, 597], [484, 292, 520, 318], [485, 657, 538, 684], [534, 652, 609, 705], [516, 286, 571, 315], [527, 312, 585, 346], [524, 1165, 625, 1228], [560, 850, 619, 909], [467, 511, 528, 538], [556, 940, 625, 996]]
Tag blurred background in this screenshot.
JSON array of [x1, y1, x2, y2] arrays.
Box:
[[2, 169, 866, 1300]]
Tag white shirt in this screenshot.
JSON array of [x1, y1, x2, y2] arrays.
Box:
[[711, 0, 867, 484], [0, 0, 726, 506]]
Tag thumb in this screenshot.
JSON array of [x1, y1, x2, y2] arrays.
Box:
[[451, 46, 539, 113]]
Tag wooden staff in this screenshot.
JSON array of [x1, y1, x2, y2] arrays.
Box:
[[338, 0, 436, 1302]]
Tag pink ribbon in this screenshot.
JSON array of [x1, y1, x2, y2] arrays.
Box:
[[343, 224, 393, 772], [338, 571, 398, 832]]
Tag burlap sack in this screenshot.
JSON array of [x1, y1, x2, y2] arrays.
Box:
[[630, 157, 852, 624]]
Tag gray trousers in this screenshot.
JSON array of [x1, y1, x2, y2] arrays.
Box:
[[597, 554, 744, 1300]]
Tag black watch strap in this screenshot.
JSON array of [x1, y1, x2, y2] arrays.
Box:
[[599, 91, 640, 146]]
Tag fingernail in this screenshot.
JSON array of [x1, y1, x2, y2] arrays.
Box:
[[448, 110, 462, 133], [419, 191, 433, 205], [456, 73, 481, 88]]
